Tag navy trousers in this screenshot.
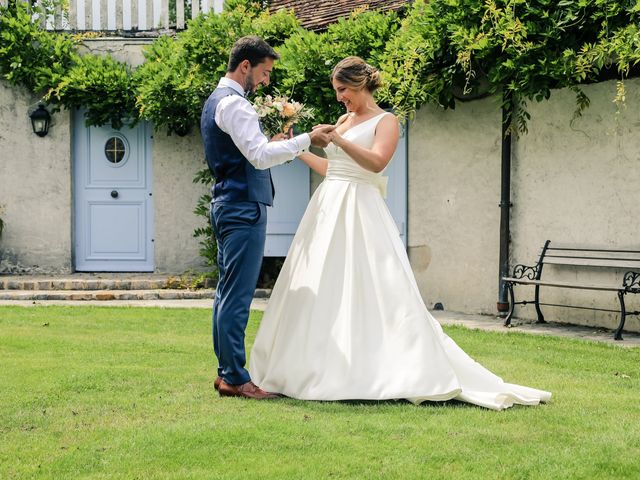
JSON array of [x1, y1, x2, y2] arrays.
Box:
[[210, 201, 266, 385]]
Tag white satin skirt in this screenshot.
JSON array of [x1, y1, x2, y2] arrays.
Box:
[[249, 177, 551, 410]]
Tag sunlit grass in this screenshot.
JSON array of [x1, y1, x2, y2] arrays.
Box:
[[1, 306, 638, 479]]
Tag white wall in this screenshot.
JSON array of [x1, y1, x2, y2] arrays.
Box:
[[406, 78, 640, 331], [153, 129, 210, 273], [0, 82, 73, 273], [407, 95, 502, 314]]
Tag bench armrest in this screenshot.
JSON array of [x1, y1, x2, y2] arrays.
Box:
[[511, 264, 539, 280], [623, 271, 640, 293]]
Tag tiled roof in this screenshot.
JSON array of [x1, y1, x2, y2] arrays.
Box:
[[268, 0, 411, 31]]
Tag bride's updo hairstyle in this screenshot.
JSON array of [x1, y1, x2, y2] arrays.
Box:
[[331, 56, 382, 93]]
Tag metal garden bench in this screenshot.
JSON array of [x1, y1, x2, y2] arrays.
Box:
[[502, 240, 640, 340]]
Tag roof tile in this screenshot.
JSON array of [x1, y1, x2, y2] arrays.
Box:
[[268, 0, 410, 31]]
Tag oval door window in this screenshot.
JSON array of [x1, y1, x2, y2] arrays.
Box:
[[104, 136, 128, 166]]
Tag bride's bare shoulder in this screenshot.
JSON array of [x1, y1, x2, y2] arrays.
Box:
[[335, 113, 350, 127]]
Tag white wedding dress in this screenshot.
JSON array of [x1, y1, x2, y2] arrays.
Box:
[[249, 113, 551, 410]]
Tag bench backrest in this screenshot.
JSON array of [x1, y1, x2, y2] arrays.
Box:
[[539, 240, 640, 270]]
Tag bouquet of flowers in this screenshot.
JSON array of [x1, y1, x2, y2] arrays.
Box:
[[252, 91, 314, 137]]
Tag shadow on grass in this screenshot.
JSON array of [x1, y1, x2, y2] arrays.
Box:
[[272, 395, 473, 409]]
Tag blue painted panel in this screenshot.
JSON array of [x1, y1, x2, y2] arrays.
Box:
[[384, 121, 408, 246], [265, 160, 310, 257]]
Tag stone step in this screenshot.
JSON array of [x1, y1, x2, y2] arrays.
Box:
[[0, 289, 216, 301], [0, 274, 216, 291], [0, 274, 271, 302], [0, 288, 271, 302]]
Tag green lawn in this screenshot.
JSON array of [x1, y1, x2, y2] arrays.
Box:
[[0, 306, 638, 479]]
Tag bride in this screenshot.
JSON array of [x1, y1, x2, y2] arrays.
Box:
[[249, 57, 551, 410]]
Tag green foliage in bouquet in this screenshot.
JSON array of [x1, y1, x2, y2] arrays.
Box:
[[252, 91, 314, 136]]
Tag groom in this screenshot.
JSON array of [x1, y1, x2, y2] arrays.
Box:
[[201, 36, 333, 399]]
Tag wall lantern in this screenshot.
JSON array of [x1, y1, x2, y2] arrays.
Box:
[[29, 103, 51, 137]]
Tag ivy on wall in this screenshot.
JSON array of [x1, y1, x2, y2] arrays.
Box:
[[379, 0, 640, 133], [51, 54, 137, 129], [3, 0, 639, 134], [134, 0, 301, 135]]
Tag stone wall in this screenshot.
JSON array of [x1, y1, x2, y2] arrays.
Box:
[[407, 78, 640, 331], [0, 82, 73, 274], [407, 95, 502, 315], [152, 129, 210, 273]]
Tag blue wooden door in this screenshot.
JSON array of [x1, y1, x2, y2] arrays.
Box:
[[73, 111, 154, 271]]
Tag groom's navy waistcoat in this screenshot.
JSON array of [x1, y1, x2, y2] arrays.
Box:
[[201, 87, 274, 206]]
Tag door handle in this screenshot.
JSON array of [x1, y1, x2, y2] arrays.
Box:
[[111, 190, 119, 199]]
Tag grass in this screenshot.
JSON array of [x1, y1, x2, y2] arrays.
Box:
[[0, 306, 639, 479]]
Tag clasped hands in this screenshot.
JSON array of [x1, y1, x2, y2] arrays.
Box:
[[269, 124, 340, 149], [308, 124, 337, 148]]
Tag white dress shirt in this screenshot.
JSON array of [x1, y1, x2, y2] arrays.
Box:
[[213, 77, 311, 170]]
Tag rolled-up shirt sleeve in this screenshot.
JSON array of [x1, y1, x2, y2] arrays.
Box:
[[215, 95, 311, 170]]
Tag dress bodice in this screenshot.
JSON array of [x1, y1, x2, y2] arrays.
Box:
[[325, 112, 391, 197]]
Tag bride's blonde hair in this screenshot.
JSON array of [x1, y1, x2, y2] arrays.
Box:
[[331, 56, 382, 93]]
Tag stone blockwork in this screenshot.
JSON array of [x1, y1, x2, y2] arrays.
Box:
[[0, 273, 272, 302], [0, 289, 215, 301], [0, 275, 171, 291]]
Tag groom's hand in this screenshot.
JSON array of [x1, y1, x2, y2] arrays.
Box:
[[309, 125, 335, 148], [269, 133, 286, 142], [312, 124, 335, 131]]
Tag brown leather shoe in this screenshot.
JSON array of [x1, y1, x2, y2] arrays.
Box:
[[218, 380, 279, 400], [214, 376, 222, 391]]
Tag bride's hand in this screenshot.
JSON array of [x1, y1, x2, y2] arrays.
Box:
[[309, 125, 335, 148], [329, 129, 344, 147]]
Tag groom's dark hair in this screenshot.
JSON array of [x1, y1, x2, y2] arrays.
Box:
[[227, 36, 279, 72]]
